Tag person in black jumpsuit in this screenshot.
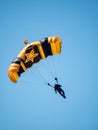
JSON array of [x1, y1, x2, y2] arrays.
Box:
[[48, 78, 66, 99]]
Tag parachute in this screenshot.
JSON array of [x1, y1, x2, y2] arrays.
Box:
[[8, 36, 62, 83]]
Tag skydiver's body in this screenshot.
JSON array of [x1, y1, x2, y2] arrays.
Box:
[[48, 78, 66, 99]]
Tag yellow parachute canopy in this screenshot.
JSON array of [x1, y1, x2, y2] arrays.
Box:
[[8, 36, 62, 83]]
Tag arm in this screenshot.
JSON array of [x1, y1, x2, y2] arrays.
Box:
[[55, 89, 57, 94], [55, 77, 58, 84], [48, 83, 54, 88]]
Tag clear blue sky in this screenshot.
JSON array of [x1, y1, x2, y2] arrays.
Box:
[[0, 0, 98, 130]]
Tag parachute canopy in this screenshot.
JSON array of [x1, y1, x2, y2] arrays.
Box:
[[8, 36, 62, 83]]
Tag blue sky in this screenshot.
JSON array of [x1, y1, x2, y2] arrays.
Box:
[[0, 0, 98, 130]]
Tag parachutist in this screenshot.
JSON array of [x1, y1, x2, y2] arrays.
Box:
[[48, 78, 66, 99]]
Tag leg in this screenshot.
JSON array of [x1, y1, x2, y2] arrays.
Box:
[[58, 88, 66, 99]]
